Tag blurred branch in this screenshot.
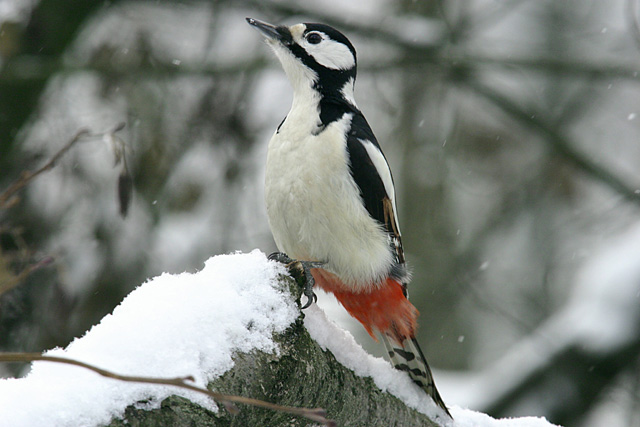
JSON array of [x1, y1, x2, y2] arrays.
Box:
[[464, 80, 640, 206], [438, 53, 640, 81], [0, 128, 90, 209], [0, 256, 54, 297], [0, 352, 335, 426], [627, 0, 640, 52], [0, 56, 269, 83], [239, 0, 640, 81], [0, 123, 128, 297], [446, 0, 530, 39], [3, 51, 638, 89], [0, 123, 127, 210], [480, 333, 640, 425], [239, 0, 442, 49], [368, 52, 640, 83], [0, 0, 106, 148]]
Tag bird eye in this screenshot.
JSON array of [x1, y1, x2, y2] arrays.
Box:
[[306, 32, 322, 44]]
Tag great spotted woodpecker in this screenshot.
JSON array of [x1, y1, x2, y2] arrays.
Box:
[[247, 17, 450, 418]]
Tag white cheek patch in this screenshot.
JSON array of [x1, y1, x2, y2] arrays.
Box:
[[287, 24, 355, 71], [306, 39, 355, 70]]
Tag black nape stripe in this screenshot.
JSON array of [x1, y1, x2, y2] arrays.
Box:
[[284, 26, 357, 129], [318, 96, 357, 128]]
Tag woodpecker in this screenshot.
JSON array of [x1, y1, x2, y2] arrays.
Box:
[[247, 17, 451, 418]]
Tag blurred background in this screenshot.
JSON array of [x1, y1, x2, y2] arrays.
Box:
[[1, 0, 640, 425]]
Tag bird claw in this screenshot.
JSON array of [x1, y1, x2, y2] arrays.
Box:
[[268, 252, 324, 309], [268, 251, 293, 264]]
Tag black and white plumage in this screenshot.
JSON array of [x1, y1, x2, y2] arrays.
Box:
[[247, 17, 450, 418], [249, 18, 405, 290]]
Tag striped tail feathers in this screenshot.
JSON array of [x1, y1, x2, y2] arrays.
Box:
[[381, 335, 451, 418], [310, 270, 451, 417]]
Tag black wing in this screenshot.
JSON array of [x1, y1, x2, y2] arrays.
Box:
[[346, 112, 406, 268]]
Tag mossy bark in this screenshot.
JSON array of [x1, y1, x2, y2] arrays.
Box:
[[106, 275, 437, 427]]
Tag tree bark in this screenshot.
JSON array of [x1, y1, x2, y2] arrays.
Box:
[[106, 275, 438, 427]]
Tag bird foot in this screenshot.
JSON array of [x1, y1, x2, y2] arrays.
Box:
[[268, 252, 325, 309]]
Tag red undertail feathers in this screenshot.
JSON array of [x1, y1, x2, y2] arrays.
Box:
[[310, 268, 452, 417]]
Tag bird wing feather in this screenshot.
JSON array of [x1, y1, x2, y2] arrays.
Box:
[[345, 112, 405, 266]]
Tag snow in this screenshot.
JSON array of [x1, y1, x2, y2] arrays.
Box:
[[0, 250, 298, 427], [439, 222, 640, 416], [303, 304, 451, 424], [451, 410, 558, 427], [561, 222, 640, 353], [303, 305, 557, 427], [0, 250, 555, 427]]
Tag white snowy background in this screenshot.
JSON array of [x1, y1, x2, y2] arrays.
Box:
[[1, 0, 640, 426]]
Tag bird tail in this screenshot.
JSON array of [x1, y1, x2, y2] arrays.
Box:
[[311, 269, 451, 417], [381, 334, 451, 417]]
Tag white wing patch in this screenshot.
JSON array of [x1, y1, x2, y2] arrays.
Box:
[[360, 139, 401, 235]]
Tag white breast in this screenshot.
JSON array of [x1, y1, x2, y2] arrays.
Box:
[[265, 112, 393, 292]]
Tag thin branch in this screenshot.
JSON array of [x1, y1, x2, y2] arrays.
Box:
[[459, 0, 531, 38], [361, 52, 640, 84], [0, 123, 127, 210], [464, 79, 640, 206], [480, 336, 640, 424], [0, 129, 90, 209], [0, 56, 270, 84], [0, 256, 54, 296], [0, 123, 125, 296], [0, 352, 336, 426]]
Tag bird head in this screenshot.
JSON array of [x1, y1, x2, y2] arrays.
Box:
[[247, 18, 357, 105]]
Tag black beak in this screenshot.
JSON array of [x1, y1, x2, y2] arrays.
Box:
[[246, 17, 291, 44]]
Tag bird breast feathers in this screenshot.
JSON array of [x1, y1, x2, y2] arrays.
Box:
[[266, 114, 394, 290]]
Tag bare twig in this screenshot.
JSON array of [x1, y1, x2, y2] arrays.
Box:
[[0, 123, 128, 210], [0, 129, 90, 209], [0, 123, 130, 296], [0, 256, 54, 296], [0, 352, 336, 426]]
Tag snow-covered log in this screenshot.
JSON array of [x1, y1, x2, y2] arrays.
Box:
[[0, 251, 555, 427]]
